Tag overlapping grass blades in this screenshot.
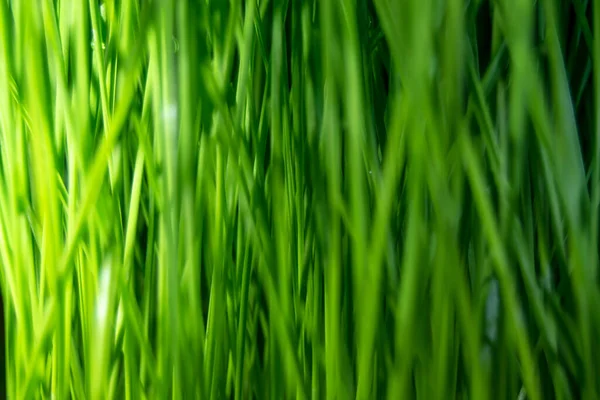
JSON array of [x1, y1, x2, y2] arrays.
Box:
[[0, 0, 599, 398]]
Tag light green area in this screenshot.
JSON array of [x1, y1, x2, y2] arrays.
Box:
[[0, 0, 598, 398]]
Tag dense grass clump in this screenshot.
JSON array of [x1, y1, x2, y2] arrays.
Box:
[[0, 0, 600, 398]]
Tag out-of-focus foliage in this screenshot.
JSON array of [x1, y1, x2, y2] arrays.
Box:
[[0, 0, 599, 398]]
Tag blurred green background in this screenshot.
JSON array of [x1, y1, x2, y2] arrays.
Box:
[[0, 0, 598, 398]]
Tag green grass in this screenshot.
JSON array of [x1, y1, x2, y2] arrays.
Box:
[[0, 0, 599, 398]]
